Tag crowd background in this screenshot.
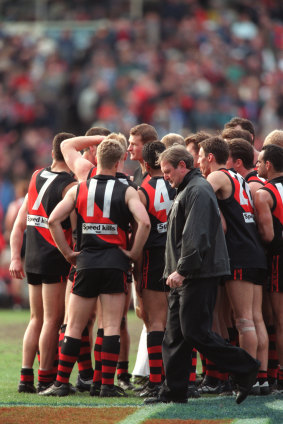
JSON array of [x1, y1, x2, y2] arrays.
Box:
[[1, 0, 283, 306]]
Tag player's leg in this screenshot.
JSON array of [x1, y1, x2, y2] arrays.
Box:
[[270, 292, 283, 391], [19, 281, 43, 393], [117, 284, 134, 390], [252, 284, 269, 395], [225, 279, 257, 358], [37, 278, 66, 391], [139, 288, 168, 397]]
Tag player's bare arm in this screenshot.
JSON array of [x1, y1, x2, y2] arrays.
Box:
[[207, 170, 232, 199], [121, 186, 150, 262], [9, 195, 28, 279], [61, 135, 105, 182], [48, 185, 80, 265], [253, 189, 274, 243], [248, 181, 264, 201]]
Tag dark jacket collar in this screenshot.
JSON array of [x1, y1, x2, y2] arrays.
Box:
[[177, 168, 201, 193]]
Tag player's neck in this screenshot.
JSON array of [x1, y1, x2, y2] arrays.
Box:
[[50, 160, 70, 173], [96, 166, 116, 177], [268, 171, 283, 181], [140, 161, 147, 174], [212, 163, 226, 172], [149, 168, 163, 178]]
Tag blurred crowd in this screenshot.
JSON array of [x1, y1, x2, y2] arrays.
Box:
[[1, 0, 283, 305]]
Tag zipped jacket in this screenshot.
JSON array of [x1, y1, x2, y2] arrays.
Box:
[[164, 168, 230, 280]]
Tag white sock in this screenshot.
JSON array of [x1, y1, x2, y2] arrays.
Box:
[[132, 324, 149, 377]]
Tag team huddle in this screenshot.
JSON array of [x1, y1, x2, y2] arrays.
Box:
[[9, 118, 283, 405]]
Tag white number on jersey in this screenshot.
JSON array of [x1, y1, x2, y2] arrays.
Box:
[[87, 179, 115, 218], [228, 170, 253, 207], [154, 179, 173, 216], [32, 170, 58, 210]]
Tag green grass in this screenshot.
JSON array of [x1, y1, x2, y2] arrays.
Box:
[[0, 309, 282, 423]]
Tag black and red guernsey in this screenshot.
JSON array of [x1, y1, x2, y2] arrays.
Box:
[[245, 169, 266, 186], [75, 174, 132, 272], [217, 168, 267, 269], [261, 176, 283, 255], [25, 167, 75, 275], [139, 176, 175, 249]]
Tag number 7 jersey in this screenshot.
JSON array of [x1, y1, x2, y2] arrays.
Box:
[[26, 167, 75, 275]]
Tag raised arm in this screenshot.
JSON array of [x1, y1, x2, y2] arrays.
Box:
[[48, 185, 79, 265], [9, 195, 28, 279], [61, 135, 105, 182]]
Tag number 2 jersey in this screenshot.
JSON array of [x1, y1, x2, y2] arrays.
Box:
[[75, 174, 132, 272], [139, 176, 175, 249], [25, 167, 75, 275], [218, 168, 267, 270]]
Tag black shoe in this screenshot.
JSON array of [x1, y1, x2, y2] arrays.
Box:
[[117, 373, 135, 390], [144, 394, 187, 404], [139, 383, 161, 398], [39, 383, 72, 397], [18, 381, 36, 394], [90, 382, 101, 397], [187, 384, 201, 398], [250, 381, 260, 396], [274, 381, 283, 394], [218, 380, 233, 396], [133, 380, 150, 393], [234, 360, 260, 404], [198, 382, 221, 395], [36, 382, 53, 393], [99, 384, 128, 397], [76, 375, 93, 392], [259, 381, 271, 396], [132, 375, 149, 386]]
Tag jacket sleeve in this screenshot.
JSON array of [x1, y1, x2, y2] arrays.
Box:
[[176, 186, 219, 276]]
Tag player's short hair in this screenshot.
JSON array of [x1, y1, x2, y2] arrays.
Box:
[[85, 126, 111, 137], [97, 139, 123, 169], [222, 128, 253, 145], [106, 132, 128, 154], [53, 132, 76, 161], [263, 130, 283, 148], [199, 136, 229, 165], [142, 141, 166, 169], [158, 145, 194, 169], [227, 139, 254, 169], [184, 131, 211, 149], [261, 144, 283, 172], [130, 123, 158, 144], [161, 133, 185, 148], [224, 117, 255, 143], [83, 127, 111, 153]]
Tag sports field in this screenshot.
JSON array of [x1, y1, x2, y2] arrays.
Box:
[[0, 309, 282, 424]]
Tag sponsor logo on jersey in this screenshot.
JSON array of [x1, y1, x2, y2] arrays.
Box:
[[157, 222, 167, 233], [82, 223, 118, 234], [243, 212, 255, 223], [27, 214, 49, 229]]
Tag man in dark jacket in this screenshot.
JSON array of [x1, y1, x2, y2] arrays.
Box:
[[145, 145, 260, 405]]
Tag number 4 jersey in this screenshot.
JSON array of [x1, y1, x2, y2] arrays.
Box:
[[139, 176, 176, 249], [25, 167, 75, 275], [218, 168, 267, 269], [75, 174, 132, 272]]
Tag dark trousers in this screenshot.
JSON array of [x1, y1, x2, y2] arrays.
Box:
[[162, 277, 258, 399]]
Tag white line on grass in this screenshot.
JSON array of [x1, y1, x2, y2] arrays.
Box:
[[117, 404, 170, 424], [233, 419, 270, 424]]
